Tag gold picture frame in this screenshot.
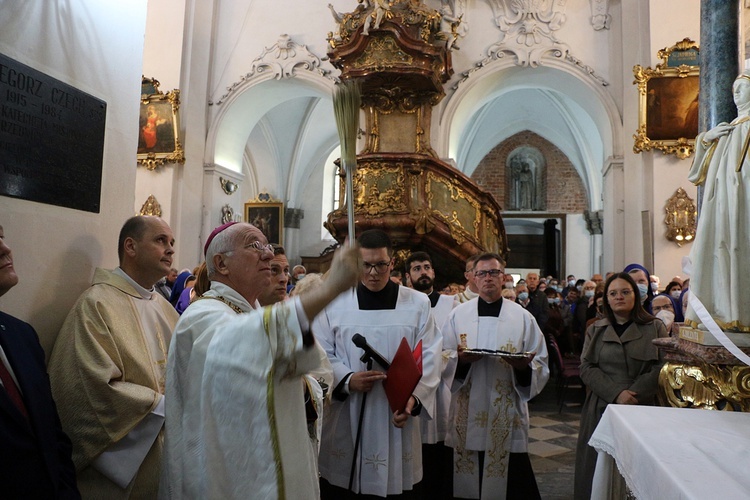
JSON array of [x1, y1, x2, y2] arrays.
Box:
[[245, 192, 284, 245], [633, 38, 700, 160], [137, 76, 186, 170]]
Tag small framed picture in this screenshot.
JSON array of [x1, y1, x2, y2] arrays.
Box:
[[245, 196, 284, 245], [633, 38, 700, 159], [137, 76, 185, 170]]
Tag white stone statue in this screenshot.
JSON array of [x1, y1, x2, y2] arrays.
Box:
[[362, 0, 391, 35], [686, 71, 750, 332]]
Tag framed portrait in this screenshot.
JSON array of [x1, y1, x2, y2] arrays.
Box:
[[633, 39, 700, 159], [245, 196, 284, 245], [137, 76, 185, 170]]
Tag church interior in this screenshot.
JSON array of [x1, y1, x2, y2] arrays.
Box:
[[2, 0, 749, 496], [1, 0, 713, 353]]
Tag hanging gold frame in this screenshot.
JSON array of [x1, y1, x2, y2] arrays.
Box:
[[633, 39, 700, 160], [137, 76, 186, 170]]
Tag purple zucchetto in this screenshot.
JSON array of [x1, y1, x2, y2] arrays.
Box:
[[204, 221, 238, 256]]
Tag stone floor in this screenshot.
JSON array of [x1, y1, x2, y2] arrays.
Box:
[[527, 372, 585, 500]]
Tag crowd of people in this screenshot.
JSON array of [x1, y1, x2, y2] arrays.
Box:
[[0, 216, 685, 499]]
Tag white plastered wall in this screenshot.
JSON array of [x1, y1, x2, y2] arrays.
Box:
[[0, 1, 149, 355]]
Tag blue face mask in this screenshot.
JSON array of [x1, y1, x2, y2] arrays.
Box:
[[584, 290, 595, 299], [637, 283, 649, 302], [517, 292, 529, 301], [548, 297, 561, 305]]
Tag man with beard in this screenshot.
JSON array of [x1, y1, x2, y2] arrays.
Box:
[[404, 251, 457, 499]]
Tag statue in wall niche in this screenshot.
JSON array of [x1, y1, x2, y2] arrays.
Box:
[[685, 71, 750, 332], [508, 148, 543, 211]]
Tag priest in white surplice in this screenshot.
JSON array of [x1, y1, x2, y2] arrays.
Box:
[[443, 253, 549, 499], [159, 222, 359, 500], [314, 230, 441, 498]]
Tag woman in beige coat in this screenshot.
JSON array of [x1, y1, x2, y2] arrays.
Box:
[[573, 272, 667, 499]]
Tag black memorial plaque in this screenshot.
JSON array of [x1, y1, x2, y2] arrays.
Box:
[[0, 53, 106, 213]]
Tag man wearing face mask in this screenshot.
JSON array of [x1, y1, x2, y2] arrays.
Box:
[[623, 263, 655, 314], [652, 294, 683, 336]]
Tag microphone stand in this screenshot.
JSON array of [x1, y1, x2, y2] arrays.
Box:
[[348, 350, 374, 493]]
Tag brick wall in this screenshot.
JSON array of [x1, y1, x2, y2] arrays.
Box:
[[471, 130, 588, 213]]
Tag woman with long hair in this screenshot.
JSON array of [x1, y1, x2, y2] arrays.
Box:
[[573, 272, 667, 499]]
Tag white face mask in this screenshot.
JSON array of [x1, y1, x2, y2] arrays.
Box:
[[651, 282, 659, 292], [584, 290, 595, 299], [655, 309, 675, 329], [568, 280, 576, 287], [671, 290, 682, 299]]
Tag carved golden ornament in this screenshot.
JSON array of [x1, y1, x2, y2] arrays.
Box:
[[657, 38, 700, 66], [139, 194, 162, 217], [338, 164, 407, 217], [664, 187, 696, 246], [352, 35, 414, 71], [633, 125, 694, 160], [426, 171, 481, 244], [659, 362, 750, 411]]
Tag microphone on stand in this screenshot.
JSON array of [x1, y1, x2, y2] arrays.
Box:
[[352, 333, 390, 370]]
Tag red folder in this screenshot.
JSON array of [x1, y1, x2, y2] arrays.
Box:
[[383, 337, 423, 413]]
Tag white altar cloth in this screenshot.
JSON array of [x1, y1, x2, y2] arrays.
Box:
[[589, 405, 750, 500]]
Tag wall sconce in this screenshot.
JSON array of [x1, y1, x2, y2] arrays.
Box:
[[664, 187, 696, 246], [220, 177, 238, 195]]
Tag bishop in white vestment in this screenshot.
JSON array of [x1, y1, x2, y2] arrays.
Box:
[[159, 222, 360, 500]]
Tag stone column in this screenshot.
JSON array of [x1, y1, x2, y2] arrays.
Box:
[[698, 0, 740, 212], [699, 1, 739, 131]]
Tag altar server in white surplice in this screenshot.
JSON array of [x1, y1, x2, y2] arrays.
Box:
[[444, 253, 549, 500], [159, 222, 359, 500], [404, 250, 458, 500], [315, 230, 441, 498]]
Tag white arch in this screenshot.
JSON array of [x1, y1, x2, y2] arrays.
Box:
[[438, 59, 623, 211], [204, 71, 336, 173], [440, 59, 622, 157]]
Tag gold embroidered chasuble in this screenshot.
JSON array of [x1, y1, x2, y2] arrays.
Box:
[[444, 298, 549, 499], [48, 268, 178, 498]]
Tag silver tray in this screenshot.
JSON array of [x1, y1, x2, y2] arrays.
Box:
[[462, 348, 532, 359]]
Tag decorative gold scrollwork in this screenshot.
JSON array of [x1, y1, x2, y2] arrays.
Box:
[[659, 362, 750, 412]]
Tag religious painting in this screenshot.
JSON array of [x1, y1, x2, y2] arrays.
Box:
[[245, 197, 284, 246], [633, 38, 700, 160], [137, 76, 185, 170]]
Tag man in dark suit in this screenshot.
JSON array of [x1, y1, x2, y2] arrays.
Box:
[[524, 272, 549, 330], [0, 224, 80, 498]]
